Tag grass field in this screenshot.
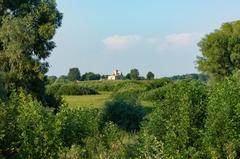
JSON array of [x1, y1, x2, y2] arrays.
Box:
[[64, 91, 154, 109], [63, 91, 112, 108]]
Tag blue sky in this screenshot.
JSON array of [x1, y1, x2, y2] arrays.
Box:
[[48, 0, 240, 77]]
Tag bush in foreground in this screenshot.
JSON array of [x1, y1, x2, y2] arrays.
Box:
[[141, 80, 208, 158], [57, 106, 100, 147], [101, 95, 146, 132], [0, 92, 61, 159], [203, 75, 240, 158]]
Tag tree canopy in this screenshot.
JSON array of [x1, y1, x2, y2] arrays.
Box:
[[68, 68, 81, 81], [0, 0, 62, 99], [146, 72, 154, 80], [197, 21, 240, 82], [130, 69, 140, 80]]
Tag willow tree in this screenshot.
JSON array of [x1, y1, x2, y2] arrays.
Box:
[[0, 0, 62, 103]]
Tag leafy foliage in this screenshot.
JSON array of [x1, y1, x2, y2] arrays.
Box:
[[0, 92, 61, 159], [81, 72, 101, 81], [47, 83, 99, 96], [197, 21, 240, 82], [203, 75, 240, 158], [67, 68, 81, 81], [130, 68, 140, 80], [57, 84, 99, 96], [57, 106, 100, 147], [101, 95, 146, 132], [142, 80, 208, 158], [146, 71, 155, 80], [47, 76, 57, 85], [0, 73, 7, 101], [0, 0, 62, 102]]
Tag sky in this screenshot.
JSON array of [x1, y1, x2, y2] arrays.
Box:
[[48, 0, 240, 78]]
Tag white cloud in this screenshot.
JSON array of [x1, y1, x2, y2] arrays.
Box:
[[102, 35, 143, 50], [102, 33, 203, 52], [165, 33, 203, 46]]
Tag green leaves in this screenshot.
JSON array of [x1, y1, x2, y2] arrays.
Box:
[[142, 80, 208, 158], [67, 68, 81, 81], [0, 0, 62, 104], [204, 77, 240, 158], [198, 21, 240, 83]]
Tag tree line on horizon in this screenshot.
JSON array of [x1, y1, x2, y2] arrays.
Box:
[[47, 67, 208, 84]]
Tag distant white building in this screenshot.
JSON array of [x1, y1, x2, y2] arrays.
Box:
[[108, 69, 123, 80]]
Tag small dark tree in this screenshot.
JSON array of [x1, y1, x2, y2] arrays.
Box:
[[130, 69, 140, 80], [125, 73, 131, 80], [146, 72, 155, 80], [68, 68, 81, 81]]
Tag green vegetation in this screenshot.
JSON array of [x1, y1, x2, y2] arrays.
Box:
[[146, 71, 155, 80], [197, 21, 240, 83], [1, 1, 240, 158], [0, 0, 62, 107], [67, 68, 81, 81]]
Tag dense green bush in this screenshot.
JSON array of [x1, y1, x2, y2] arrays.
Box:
[[142, 80, 208, 158], [101, 95, 146, 132], [47, 83, 99, 96], [135, 132, 165, 159], [57, 84, 99, 95], [0, 92, 61, 159], [146, 78, 172, 90], [203, 76, 240, 158], [17, 95, 61, 159], [46, 83, 62, 95], [57, 106, 100, 147], [0, 73, 7, 101], [142, 85, 169, 102], [0, 93, 23, 158], [142, 78, 173, 102], [112, 82, 147, 99]]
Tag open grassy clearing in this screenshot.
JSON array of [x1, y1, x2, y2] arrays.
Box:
[[63, 91, 112, 108], [64, 91, 154, 109]]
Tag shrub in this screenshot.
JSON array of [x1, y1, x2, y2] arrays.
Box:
[[59, 145, 83, 159], [0, 93, 22, 158], [101, 95, 145, 132], [82, 122, 128, 159], [142, 80, 208, 158], [142, 86, 169, 102], [0, 73, 7, 101], [46, 83, 62, 95], [146, 78, 172, 90], [57, 106, 100, 147], [0, 92, 61, 159], [56, 84, 99, 96], [17, 94, 61, 159], [203, 76, 240, 158], [135, 132, 165, 159], [113, 82, 147, 98]]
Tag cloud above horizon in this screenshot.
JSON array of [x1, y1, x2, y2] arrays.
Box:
[[102, 33, 203, 52], [102, 35, 143, 50]]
